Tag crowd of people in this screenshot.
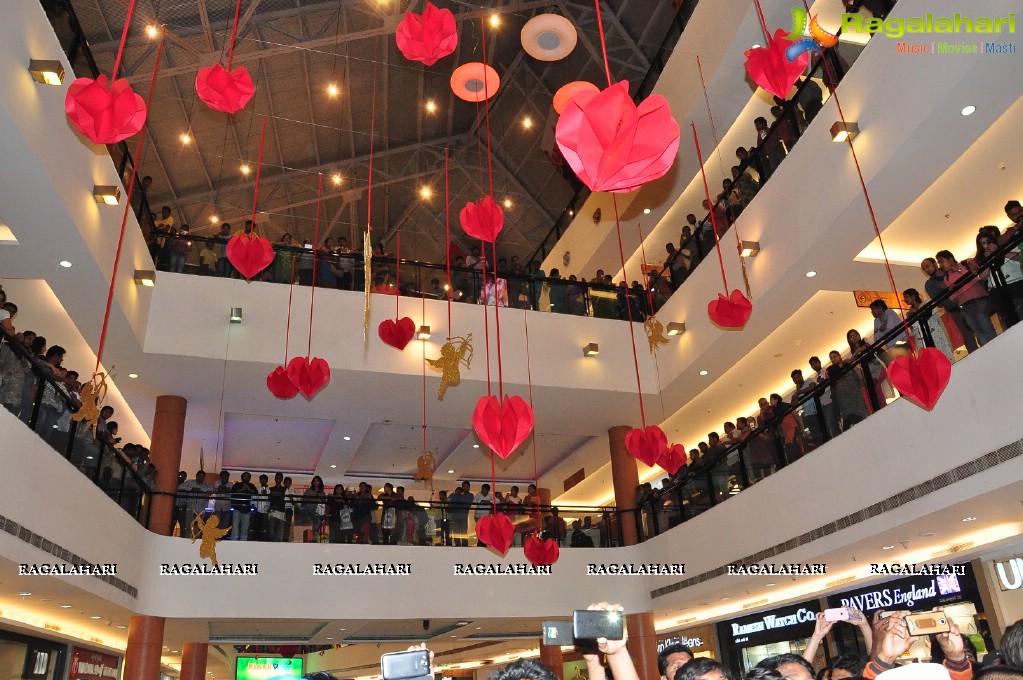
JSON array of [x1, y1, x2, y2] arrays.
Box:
[[174, 473, 604, 547]]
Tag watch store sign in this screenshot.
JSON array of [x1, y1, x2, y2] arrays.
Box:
[[995, 557, 1023, 591]]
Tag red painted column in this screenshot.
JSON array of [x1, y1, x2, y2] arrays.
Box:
[[608, 425, 640, 546], [179, 642, 208, 680], [540, 639, 565, 679], [149, 395, 187, 535], [122, 615, 165, 680]]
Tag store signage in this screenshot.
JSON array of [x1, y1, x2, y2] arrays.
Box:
[[827, 565, 978, 615], [657, 635, 704, 652], [720, 600, 821, 645], [994, 557, 1023, 591], [69, 648, 120, 680]]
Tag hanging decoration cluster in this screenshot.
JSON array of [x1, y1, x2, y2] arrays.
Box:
[[196, 0, 255, 113], [624, 425, 687, 476]]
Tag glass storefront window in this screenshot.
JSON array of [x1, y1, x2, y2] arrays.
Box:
[[0, 640, 28, 680]]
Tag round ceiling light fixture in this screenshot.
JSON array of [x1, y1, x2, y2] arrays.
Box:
[[450, 63, 500, 103], [553, 81, 599, 114], [521, 14, 577, 62]]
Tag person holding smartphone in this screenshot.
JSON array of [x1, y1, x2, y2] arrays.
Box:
[[863, 610, 970, 680]]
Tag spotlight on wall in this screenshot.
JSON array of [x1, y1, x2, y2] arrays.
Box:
[[739, 240, 761, 257], [28, 59, 65, 86], [92, 185, 121, 205], [583, 342, 599, 357], [133, 270, 156, 287], [665, 322, 686, 336], [418, 325, 431, 340], [229, 307, 243, 324], [830, 121, 859, 143]]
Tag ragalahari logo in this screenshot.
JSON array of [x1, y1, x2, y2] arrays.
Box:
[[783, 7, 839, 62]]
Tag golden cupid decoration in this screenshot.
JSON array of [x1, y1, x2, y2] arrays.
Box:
[[644, 317, 670, 353], [191, 512, 230, 565], [71, 370, 110, 434], [426, 334, 473, 399], [413, 449, 437, 490]]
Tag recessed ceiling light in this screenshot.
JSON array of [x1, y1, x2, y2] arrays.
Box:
[[420, 186, 432, 199], [919, 531, 935, 537], [961, 105, 976, 116], [643, 208, 651, 214], [699, 370, 708, 376], [327, 83, 339, 98], [425, 100, 437, 113], [116, 625, 126, 629], [962, 516, 977, 522], [340, 628, 346, 631], [90, 615, 102, 620], [504, 198, 513, 209], [60, 604, 73, 608], [522, 116, 533, 130], [451, 635, 457, 638], [805, 271, 817, 278], [330, 464, 337, 469], [720, 597, 730, 601], [18, 592, 31, 596], [146, 25, 160, 39], [240, 164, 251, 176], [489, 13, 500, 27], [331, 173, 343, 186], [180, 132, 192, 144], [475, 626, 482, 630], [343, 436, 351, 441], [457, 621, 470, 626], [765, 583, 775, 587], [568, 210, 574, 216], [472, 444, 480, 448], [128, 373, 139, 379], [882, 545, 896, 550], [59, 260, 72, 268], [327, 637, 333, 640], [447, 469, 455, 474], [210, 215, 219, 224]]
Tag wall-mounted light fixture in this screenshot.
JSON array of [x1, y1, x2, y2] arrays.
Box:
[[665, 322, 686, 336], [739, 241, 761, 257], [92, 185, 121, 205], [133, 270, 156, 287], [830, 121, 859, 143], [583, 342, 599, 357], [418, 325, 431, 340], [28, 59, 65, 86], [229, 307, 243, 324]]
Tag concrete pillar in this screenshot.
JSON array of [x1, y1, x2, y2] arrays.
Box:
[[608, 425, 640, 546], [122, 615, 165, 680], [149, 395, 187, 535]]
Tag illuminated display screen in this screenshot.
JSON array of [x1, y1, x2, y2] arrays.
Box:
[[235, 657, 304, 680]]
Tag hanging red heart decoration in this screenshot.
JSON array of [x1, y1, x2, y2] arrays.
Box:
[[887, 347, 952, 411], [395, 1, 458, 66], [285, 356, 331, 400], [460, 196, 505, 243], [524, 536, 561, 567], [378, 317, 417, 350], [195, 63, 256, 114], [266, 365, 300, 400], [658, 443, 688, 475], [475, 514, 515, 557], [708, 289, 753, 329], [471, 395, 535, 460], [625, 425, 667, 467], [226, 232, 275, 280], [555, 80, 680, 193], [743, 28, 810, 100], [64, 75, 147, 145]]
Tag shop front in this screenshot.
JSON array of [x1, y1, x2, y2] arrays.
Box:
[[976, 553, 1023, 646], [827, 564, 989, 659], [717, 600, 822, 675], [656, 623, 719, 659], [0, 629, 67, 680], [68, 647, 121, 680]]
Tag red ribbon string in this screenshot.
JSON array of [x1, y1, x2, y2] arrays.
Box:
[[696, 57, 744, 252], [395, 232, 401, 319], [751, 0, 770, 43], [309, 173, 322, 357], [422, 293, 427, 455], [815, 31, 910, 341], [523, 310, 539, 489], [480, 236, 492, 396], [444, 148, 452, 331], [491, 241, 504, 398], [692, 122, 729, 293], [593, 0, 614, 87], [249, 118, 267, 230], [637, 223, 656, 313], [284, 258, 295, 363], [94, 32, 164, 374], [110, 0, 137, 80], [479, 12, 496, 197], [612, 195, 647, 427], [367, 63, 378, 231], [226, 0, 243, 70]]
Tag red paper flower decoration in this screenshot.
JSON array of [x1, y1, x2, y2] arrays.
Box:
[[744, 29, 810, 100], [378, 317, 417, 350], [285, 356, 331, 400], [625, 425, 668, 467], [553, 81, 599, 115], [555, 80, 680, 194], [472, 395, 535, 460], [460, 196, 505, 243], [395, 1, 458, 66], [524, 536, 561, 567], [195, 63, 256, 114], [658, 443, 688, 475], [64, 75, 147, 145], [888, 348, 952, 411], [226, 232, 274, 280], [475, 514, 515, 556], [708, 289, 753, 329], [267, 365, 300, 400]]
